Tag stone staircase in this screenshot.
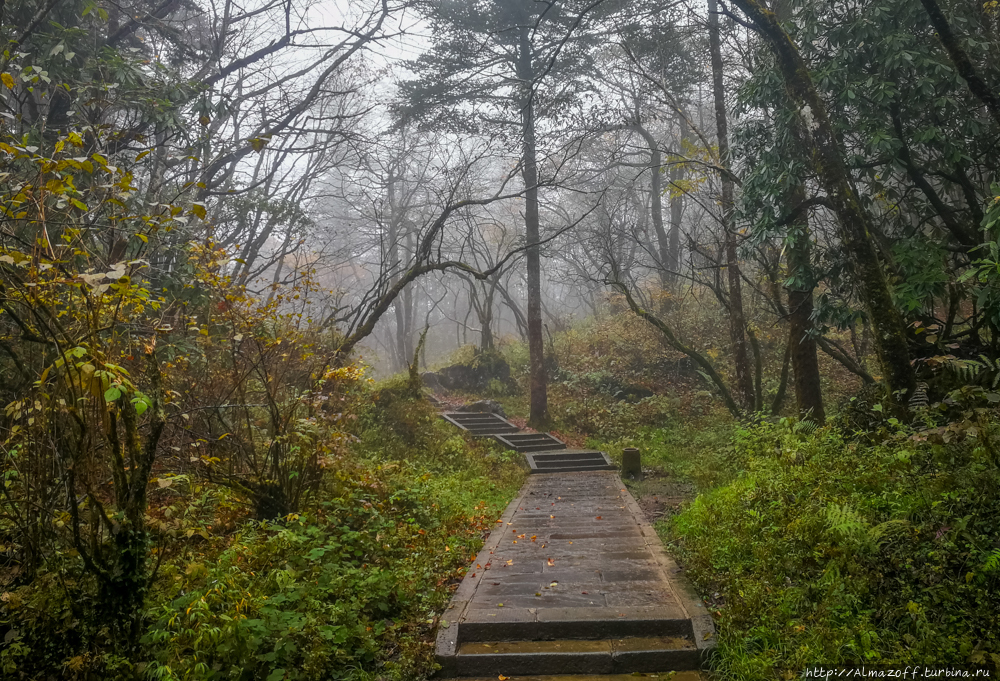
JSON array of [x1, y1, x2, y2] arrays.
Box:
[[440, 409, 614, 474]]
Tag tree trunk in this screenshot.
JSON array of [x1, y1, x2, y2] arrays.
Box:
[[728, 0, 917, 405], [708, 0, 755, 410], [518, 26, 549, 428], [667, 113, 688, 285], [785, 197, 825, 422], [918, 0, 1000, 127], [387, 170, 407, 371], [635, 124, 670, 292]]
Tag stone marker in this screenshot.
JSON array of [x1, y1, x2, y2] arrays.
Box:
[[622, 447, 641, 480]]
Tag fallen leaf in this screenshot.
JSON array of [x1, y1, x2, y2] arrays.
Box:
[[550, 515, 554, 518], [499, 676, 509, 680], [506, 559, 513, 565], [547, 558, 555, 566], [550, 581, 558, 586], [595, 516, 602, 520], [512, 541, 517, 544], [497, 603, 504, 607], [569, 541, 573, 544], [531, 535, 537, 542], [535, 592, 541, 597], [582, 591, 588, 594]]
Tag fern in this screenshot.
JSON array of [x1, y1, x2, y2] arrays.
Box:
[[908, 382, 929, 409], [944, 357, 984, 384], [979, 355, 1000, 388], [869, 519, 910, 545], [825, 503, 869, 544], [941, 354, 1000, 387], [793, 419, 818, 435], [984, 548, 1000, 575]]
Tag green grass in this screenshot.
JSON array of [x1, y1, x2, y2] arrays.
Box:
[[664, 419, 1000, 679]]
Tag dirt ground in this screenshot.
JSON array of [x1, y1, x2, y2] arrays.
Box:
[[625, 470, 696, 524]]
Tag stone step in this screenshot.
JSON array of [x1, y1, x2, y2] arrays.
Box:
[[494, 433, 568, 453], [455, 674, 705, 681], [442, 412, 521, 435], [525, 451, 615, 474], [457, 608, 695, 642], [453, 636, 700, 676]]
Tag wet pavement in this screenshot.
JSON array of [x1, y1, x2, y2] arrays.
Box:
[[466, 472, 684, 621], [436, 471, 715, 677]]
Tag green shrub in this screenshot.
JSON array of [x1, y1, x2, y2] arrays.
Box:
[[669, 419, 1000, 679]]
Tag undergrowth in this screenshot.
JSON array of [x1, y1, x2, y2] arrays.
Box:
[[666, 419, 1000, 679], [2, 377, 525, 681]]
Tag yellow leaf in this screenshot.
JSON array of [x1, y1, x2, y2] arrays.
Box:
[[1, 73, 14, 89]]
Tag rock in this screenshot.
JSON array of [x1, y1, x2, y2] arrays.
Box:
[[455, 400, 506, 418], [438, 363, 478, 391], [615, 384, 654, 403], [434, 351, 513, 392], [421, 371, 444, 392]]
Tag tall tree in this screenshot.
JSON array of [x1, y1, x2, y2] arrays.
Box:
[[727, 0, 917, 403], [708, 0, 755, 410], [399, 0, 604, 426]]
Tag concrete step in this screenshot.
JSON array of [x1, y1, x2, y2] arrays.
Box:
[[525, 450, 615, 474], [455, 675, 705, 681], [458, 609, 694, 642], [453, 636, 700, 676], [442, 412, 521, 435], [494, 433, 567, 453]]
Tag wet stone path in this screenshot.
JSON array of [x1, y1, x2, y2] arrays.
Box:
[[435, 471, 714, 679]]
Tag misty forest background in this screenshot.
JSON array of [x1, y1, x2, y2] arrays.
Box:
[[1, 0, 1000, 678]]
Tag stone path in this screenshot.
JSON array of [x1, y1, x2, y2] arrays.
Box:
[[435, 471, 714, 678]]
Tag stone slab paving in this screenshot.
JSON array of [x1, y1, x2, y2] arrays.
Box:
[[435, 471, 715, 676], [464, 471, 685, 620]]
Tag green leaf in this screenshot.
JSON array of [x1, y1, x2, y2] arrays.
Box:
[[104, 386, 122, 402]]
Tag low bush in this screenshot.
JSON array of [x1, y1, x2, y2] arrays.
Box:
[[668, 419, 1000, 679]]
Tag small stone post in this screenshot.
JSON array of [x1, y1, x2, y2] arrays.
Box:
[[621, 447, 641, 480]]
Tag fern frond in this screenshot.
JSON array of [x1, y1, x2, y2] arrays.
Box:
[[984, 548, 1000, 574], [908, 382, 929, 410]]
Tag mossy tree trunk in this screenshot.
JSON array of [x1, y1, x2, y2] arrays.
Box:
[[728, 0, 917, 404]]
